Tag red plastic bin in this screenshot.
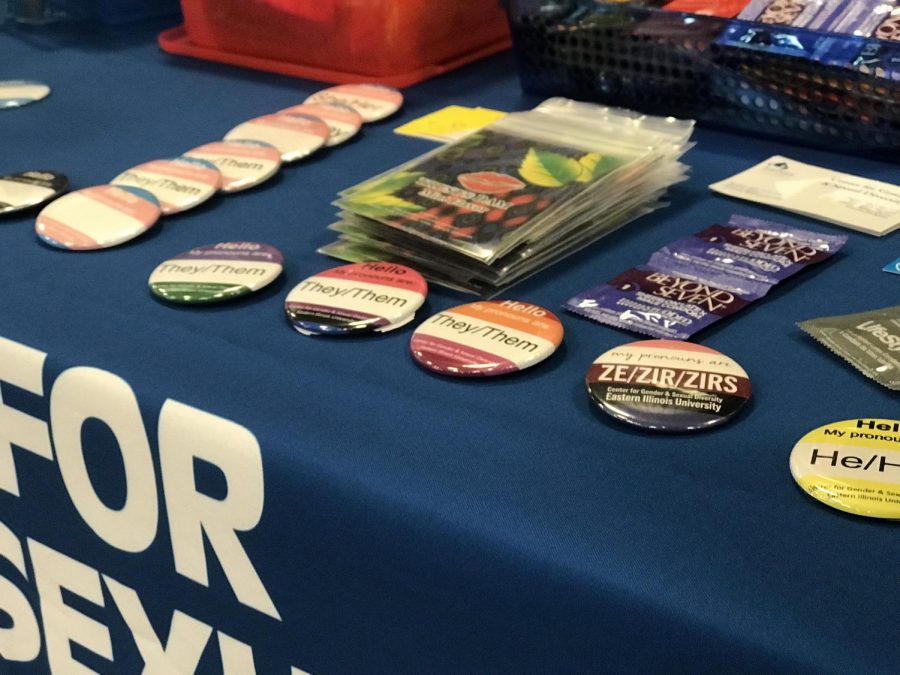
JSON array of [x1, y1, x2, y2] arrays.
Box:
[[159, 0, 512, 88]]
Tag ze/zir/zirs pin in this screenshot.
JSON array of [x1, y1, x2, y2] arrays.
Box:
[[585, 339, 751, 432]]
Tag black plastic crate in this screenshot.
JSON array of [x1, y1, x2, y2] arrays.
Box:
[[506, 0, 900, 158]]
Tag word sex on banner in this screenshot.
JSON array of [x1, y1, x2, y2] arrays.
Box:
[[0, 335, 311, 674]]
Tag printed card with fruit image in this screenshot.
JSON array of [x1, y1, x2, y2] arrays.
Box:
[[338, 130, 625, 263]]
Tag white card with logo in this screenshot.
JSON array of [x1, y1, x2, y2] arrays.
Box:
[[709, 156, 900, 237]]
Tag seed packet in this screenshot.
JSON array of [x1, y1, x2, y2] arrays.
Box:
[[337, 128, 628, 263], [338, 103, 695, 259], [799, 305, 900, 390], [334, 155, 676, 281], [565, 265, 771, 340], [327, 188, 663, 297], [650, 215, 847, 286], [326, 99, 694, 295]]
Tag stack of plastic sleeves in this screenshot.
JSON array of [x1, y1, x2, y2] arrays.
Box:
[[320, 98, 695, 296]]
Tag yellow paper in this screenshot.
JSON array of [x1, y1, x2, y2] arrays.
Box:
[[394, 105, 507, 143]]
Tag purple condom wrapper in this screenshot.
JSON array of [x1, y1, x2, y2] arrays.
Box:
[[564, 214, 846, 340], [650, 215, 847, 286], [565, 265, 770, 340]]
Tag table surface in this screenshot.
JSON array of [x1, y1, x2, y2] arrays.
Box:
[[1, 18, 898, 675]]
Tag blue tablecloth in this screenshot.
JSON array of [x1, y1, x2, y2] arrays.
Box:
[[1, 18, 897, 675]]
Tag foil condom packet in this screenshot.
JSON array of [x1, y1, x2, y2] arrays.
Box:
[[650, 214, 847, 286], [798, 304, 900, 391], [566, 214, 844, 339], [566, 265, 769, 340]]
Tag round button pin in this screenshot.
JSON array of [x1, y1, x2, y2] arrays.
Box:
[[35, 185, 160, 250], [150, 241, 284, 304], [285, 262, 427, 336], [111, 157, 221, 216], [0, 171, 68, 216], [411, 300, 563, 377], [224, 112, 329, 162], [0, 80, 50, 109], [304, 84, 403, 123], [183, 140, 282, 193], [278, 103, 363, 147], [586, 340, 751, 432], [790, 418, 900, 519]]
